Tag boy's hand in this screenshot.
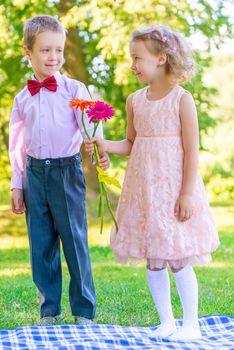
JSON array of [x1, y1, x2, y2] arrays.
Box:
[[85, 137, 107, 157], [11, 188, 26, 214], [174, 194, 194, 222]]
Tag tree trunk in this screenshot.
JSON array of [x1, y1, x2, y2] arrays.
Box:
[[59, 0, 99, 191]]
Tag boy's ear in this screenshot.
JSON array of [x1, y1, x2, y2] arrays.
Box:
[[24, 47, 32, 60]]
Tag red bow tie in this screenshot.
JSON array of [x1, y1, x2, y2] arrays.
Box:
[[27, 75, 57, 96]]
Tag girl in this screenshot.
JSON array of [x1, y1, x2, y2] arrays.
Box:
[[86, 25, 219, 340]]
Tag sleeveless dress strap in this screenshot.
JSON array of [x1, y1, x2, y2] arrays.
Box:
[[131, 88, 145, 114], [175, 86, 189, 114]]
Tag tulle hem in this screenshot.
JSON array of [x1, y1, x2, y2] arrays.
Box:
[[113, 253, 212, 270]]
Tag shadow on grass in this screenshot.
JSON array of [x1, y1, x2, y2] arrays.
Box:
[[0, 187, 119, 238], [0, 246, 114, 270], [0, 208, 27, 237], [0, 248, 30, 264]]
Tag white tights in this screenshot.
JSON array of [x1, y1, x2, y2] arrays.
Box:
[[147, 265, 201, 339]]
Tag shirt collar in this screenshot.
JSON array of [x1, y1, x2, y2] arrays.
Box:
[[31, 71, 62, 86]]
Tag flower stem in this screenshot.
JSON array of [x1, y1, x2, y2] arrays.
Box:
[[93, 144, 99, 165], [81, 111, 117, 234], [102, 183, 118, 232], [99, 183, 104, 234], [82, 111, 99, 164], [81, 111, 91, 140], [92, 122, 100, 165], [92, 122, 99, 137], [82, 112, 105, 233]]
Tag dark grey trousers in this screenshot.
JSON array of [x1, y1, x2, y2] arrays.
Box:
[[23, 153, 96, 319]]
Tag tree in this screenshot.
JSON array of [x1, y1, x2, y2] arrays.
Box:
[[0, 0, 99, 188], [61, 0, 233, 148], [0, 0, 56, 182], [0, 0, 233, 186], [201, 53, 234, 180]]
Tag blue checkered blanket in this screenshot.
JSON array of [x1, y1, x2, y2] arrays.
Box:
[[0, 315, 233, 349]]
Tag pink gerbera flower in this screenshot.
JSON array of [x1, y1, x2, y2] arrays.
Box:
[[86, 101, 114, 123]]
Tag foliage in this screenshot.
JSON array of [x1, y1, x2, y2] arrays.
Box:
[[0, 0, 233, 180], [61, 0, 233, 147], [0, 0, 56, 181], [200, 53, 234, 181], [207, 176, 234, 201]]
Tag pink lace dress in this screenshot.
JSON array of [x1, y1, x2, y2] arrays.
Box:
[[110, 85, 220, 269]]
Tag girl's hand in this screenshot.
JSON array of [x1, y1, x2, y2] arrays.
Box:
[[99, 152, 110, 171], [174, 194, 194, 222], [11, 188, 26, 214], [85, 137, 110, 170], [85, 137, 107, 157]]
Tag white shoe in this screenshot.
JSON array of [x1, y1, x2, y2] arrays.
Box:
[[169, 326, 201, 341], [153, 321, 177, 338]]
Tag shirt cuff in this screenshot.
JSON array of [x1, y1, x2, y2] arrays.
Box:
[[11, 173, 23, 190]]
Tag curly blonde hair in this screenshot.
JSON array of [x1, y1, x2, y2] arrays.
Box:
[[24, 15, 66, 50], [131, 24, 195, 83]]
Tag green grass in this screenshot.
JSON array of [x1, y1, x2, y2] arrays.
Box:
[[0, 190, 233, 329]]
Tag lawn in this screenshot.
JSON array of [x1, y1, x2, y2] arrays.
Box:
[[0, 190, 233, 329]]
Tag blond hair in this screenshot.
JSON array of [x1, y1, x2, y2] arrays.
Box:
[[131, 24, 195, 82], [24, 15, 66, 50]]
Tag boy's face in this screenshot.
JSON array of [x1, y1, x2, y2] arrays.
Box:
[[25, 30, 65, 81]]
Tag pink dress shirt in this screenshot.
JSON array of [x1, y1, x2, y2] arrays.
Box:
[[9, 71, 103, 189]]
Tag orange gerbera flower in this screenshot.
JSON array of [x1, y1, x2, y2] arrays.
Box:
[[70, 98, 95, 111]]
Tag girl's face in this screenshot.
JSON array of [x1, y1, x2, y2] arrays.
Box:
[[24, 30, 65, 81], [130, 40, 166, 84]]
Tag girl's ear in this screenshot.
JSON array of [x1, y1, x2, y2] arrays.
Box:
[[24, 47, 32, 60], [157, 52, 167, 66]]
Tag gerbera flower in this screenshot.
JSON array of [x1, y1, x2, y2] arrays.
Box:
[[86, 101, 114, 123], [70, 99, 95, 111]]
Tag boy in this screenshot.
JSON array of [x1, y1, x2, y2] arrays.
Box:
[[9, 15, 109, 326]]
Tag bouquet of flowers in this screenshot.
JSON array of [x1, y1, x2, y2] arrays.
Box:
[[70, 98, 121, 234]]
